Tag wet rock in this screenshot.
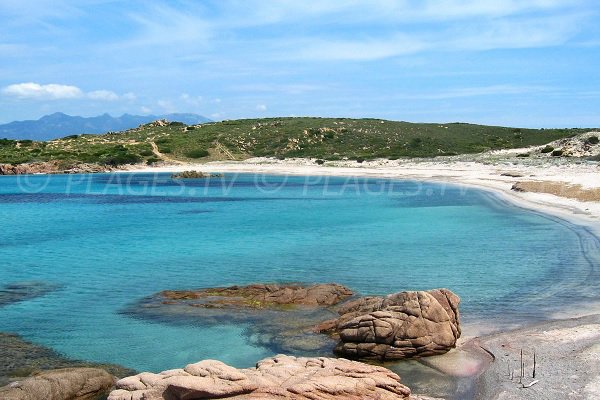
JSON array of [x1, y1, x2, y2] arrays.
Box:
[[108, 354, 416, 400], [318, 289, 461, 361], [0, 368, 114, 400], [0, 281, 62, 308], [171, 170, 223, 179], [0, 332, 136, 387], [125, 283, 353, 356], [159, 283, 353, 308]]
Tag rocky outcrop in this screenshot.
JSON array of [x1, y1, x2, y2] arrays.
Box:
[[0, 368, 115, 400], [160, 283, 354, 309], [108, 355, 419, 400], [0, 162, 114, 175], [317, 289, 460, 361], [171, 170, 224, 179], [126, 283, 354, 356], [128, 285, 460, 361], [0, 332, 135, 387]]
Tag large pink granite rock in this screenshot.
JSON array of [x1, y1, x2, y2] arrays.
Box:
[[317, 289, 461, 360], [108, 355, 417, 400]]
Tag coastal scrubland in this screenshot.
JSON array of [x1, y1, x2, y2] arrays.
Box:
[[0, 117, 590, 167]]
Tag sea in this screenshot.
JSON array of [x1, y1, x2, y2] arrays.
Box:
[[1, 172, 598, 396]]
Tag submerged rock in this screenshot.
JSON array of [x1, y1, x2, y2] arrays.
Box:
[[126, 283, 353, 356], [0, 332, 135, 387], [0, 281, 62, 308], [0, 368, 115, 400], [320, 289, 461, 361], [108, 355, 418, 400], [160, 283, 353, 308]]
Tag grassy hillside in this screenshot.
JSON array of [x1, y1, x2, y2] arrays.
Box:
[[0, 117, 589, 166]]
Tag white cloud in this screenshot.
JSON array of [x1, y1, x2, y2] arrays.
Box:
[[256, 104, 267, 111], [88, 90, 119, 101], [296, 34, 426, 61], [2, 82, 135, 103], [123, 92, 137, 101], [180, 93, 203, 107], [402, 85, 552, 100], [140, 106, 152, 114], [157, 99, 176, 113], [2, 82, 83, 99]]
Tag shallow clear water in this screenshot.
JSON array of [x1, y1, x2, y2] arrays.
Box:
[[0, 173, 598, 375]]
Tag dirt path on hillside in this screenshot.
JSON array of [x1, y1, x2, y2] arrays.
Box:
[[150, 141, 185, 164]]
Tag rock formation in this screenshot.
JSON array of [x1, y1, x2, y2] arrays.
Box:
[[0, 162, 114, 175], [108, 355, 430, 400], [0, 368, 115, 400], [160, 283, 354, 308], [0, 332, 136, 387], [317, 289, 461, 360], [171, 170, 224, 179], [128, 284, 460, 361]]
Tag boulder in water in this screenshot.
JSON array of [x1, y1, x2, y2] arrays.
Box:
[[319, 288, 461, 361]]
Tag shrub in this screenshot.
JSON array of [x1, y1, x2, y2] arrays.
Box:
[[409, 137, 423, 148], [516, 153, 530, 157], [168, 121, 185, 126], [139, 149, 154, 157], [315, 159, 325, 165], [585, 136, 599, 145], [551, 149, 563, 157], [185, 148, 209, 158], [159, 146, 172, 154], [541, 145, 554, 153], [146, 156, 161, 165], [356, 157, 365, 163], [102, 152, 142, 166]]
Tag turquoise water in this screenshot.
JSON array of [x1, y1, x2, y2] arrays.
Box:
[[0, 173, 599, 373]]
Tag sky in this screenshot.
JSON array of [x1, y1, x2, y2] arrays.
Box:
[[0, 0, 598, 127]]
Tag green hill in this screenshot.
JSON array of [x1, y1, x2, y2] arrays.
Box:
[[0, 117, 589, 167]]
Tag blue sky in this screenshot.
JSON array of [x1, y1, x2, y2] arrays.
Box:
[[0, 0, 598, 127]]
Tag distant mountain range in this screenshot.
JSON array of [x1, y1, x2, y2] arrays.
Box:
[[0, 112, 212, 141]]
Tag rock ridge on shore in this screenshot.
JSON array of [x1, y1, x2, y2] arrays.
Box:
[[108, 354, 442, 400]]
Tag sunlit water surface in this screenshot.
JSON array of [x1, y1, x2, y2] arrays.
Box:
[[1, 173, 598, 397]]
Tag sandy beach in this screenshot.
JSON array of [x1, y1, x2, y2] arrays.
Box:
[[129, 156, 600, 399]]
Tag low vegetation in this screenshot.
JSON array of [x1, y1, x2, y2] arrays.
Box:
[[0, 117, 592, 166]]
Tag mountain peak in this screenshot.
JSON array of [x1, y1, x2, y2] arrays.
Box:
[[0, 112, 211, 141]]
